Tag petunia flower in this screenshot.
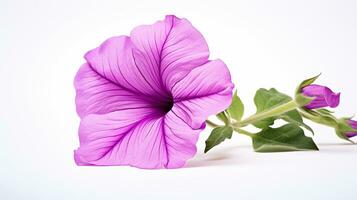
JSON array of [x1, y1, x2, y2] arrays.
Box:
[[345, 119, 357, 138], [73, 15, 234, 169], [301, 84, 340, 109]]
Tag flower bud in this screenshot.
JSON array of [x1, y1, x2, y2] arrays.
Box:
[[345, 120, 357, 138], [301, 84, 340, 109]]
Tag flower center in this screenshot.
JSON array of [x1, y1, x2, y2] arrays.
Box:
[[162, 97, 174, 114], [155, 95, 174, 114]]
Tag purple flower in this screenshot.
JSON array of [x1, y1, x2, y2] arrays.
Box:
[[345, 120, 357, 138], [301, 84, 340, 109], [73, 15, 234, 169]]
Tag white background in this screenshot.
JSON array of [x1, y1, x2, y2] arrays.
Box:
[[1, 0, 357, 199]]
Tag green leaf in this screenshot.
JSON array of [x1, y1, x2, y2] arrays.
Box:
[[253, 88, 313, 133], [252, 124, 319, 152], [253, 88, 291, 128], [227, 90, 244, 121], [281, 111, 314, 134], [254, 88, 291, 112], [295, 73, 321, 95], [204, 126, 233, 153]]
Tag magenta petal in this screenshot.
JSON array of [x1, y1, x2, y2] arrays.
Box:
[[348, 119, 357, 129], [162, 111, 203, 168], [84, 36, 168, 98], [130, 15, 209, 91], [74, 63, 154, 117], [171, 60, 234, 129], [74, 108, 156, 166], [302, 84, 340, 109], [346, 132, 357, 138], [74, 109, 202, 169]]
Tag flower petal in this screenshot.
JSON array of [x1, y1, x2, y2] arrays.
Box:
[[130, 15, 209, 92], [74, 108, 157, 166], [170, 60, 234, 129], [84, 36, 168, 98], [74, 109, 202, 169], [302, 84, 340, 109], [74, 63, 154, 118], [163, 111, 203, 168], [348, 119, 357, 129], [346, 132, 357, 138]]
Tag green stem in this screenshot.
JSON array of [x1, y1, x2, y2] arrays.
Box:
[[206, 120, 255, 137], [205, 120, 219, 128], [233, 128, 255, 137], [234, 100, 298, 127], [207, 100, 300, 138]]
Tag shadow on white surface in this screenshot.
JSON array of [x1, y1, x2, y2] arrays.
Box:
[[186, 145, 252, 168], [186, 142, 357, 168]]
